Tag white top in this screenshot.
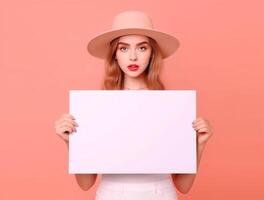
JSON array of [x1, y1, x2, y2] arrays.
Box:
[[102, 174, 171, 183]]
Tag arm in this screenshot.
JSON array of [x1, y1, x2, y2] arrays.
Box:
[[74, 174, 98, 191], [171, 117, 213, 194], [171, 144, 206, 194], [66, 141, 99, 191]]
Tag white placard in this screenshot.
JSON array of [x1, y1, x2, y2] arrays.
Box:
[[69, 90, 196, 174]]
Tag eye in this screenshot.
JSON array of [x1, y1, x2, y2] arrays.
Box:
[[119, 47, 128, 52], [139, 46, 147, 51]]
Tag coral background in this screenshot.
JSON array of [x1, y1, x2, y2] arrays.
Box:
[[1, 0, 263, 199]]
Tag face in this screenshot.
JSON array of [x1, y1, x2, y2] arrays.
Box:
[[115, 34, 152, 78]]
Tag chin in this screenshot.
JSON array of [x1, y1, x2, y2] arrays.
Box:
[[124, 70, 145, 78], [125, 72, 143, 78]]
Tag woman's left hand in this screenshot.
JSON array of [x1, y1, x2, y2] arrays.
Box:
[[192, 117, 213, 147]]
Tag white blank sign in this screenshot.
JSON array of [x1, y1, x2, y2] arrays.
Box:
[[69, 90, 196, 174]]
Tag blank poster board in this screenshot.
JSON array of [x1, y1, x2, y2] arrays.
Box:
[[68, 90, 196, 174]]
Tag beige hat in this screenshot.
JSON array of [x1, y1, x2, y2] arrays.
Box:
[[87, 10, 180, 59]]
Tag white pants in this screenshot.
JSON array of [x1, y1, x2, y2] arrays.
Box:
[[96, 178, 178, 200]]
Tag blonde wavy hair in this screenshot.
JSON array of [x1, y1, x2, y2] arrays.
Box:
[[101, 36, 165, 90]]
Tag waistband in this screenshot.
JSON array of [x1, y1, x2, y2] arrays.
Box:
[[99, 176, 175, 192]]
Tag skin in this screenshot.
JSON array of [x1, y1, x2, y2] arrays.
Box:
[[115, 35, 150, 89], [54, 114, 97, 191], [54, 34, 214, 193]]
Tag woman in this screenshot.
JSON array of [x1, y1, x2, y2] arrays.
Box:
[[54, 10, 213, 200]]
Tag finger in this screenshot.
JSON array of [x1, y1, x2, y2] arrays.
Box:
[[193, 122, 210, 130], [192, 119, 202, 125], [193, 124, 209, 132], [198, 128, 213, 137], [194, 120, 212, 129], [63, 117, 78, 126], [63, 113, 76, 120], [55, 115, 75, 126], [197, 127, 209, 133], [56, 119, 77, 129], [60, 123, 77, 133], [195, 117, 204, 122], [72, 127, 77, 132], [63, 127, 77, 134], [55, 118, 65, 126], [56, 122, 75, 131], [58, 126, 72, 134], [192, 120, 205, 127], [57, 126, 74, 135], [56, 116, 75, 125]]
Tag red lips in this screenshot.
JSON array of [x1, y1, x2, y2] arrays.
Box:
[[127, 64, 139, 71]]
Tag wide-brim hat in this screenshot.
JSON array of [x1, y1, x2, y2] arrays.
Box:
[[87, 10, 180, 59]]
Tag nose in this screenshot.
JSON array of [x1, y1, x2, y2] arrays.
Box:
[[129, 48, 137, 61]]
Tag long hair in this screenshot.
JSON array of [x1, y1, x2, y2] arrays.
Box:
[[101, 36, 165, 90]]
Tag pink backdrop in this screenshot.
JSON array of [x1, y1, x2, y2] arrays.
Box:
[[1, 0, 263, 199]]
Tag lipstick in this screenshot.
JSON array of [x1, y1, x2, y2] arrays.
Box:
[[127, 64, 139, 71]]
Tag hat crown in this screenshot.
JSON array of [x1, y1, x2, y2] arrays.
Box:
[[87, 10, 180, 59], [112, 11, 154, 30]]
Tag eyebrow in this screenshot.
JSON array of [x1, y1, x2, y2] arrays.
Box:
[[117, 41, 149, 46]]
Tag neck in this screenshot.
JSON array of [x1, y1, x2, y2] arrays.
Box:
[[123, 73, 148, 90]]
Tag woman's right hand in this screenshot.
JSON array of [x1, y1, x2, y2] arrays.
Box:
[[54, 113, 79, 143]]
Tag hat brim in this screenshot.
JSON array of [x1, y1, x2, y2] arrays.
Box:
[[87, 28, 180, 59]]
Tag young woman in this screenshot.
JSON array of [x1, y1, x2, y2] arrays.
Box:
[[54, 10, 213, 200]]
